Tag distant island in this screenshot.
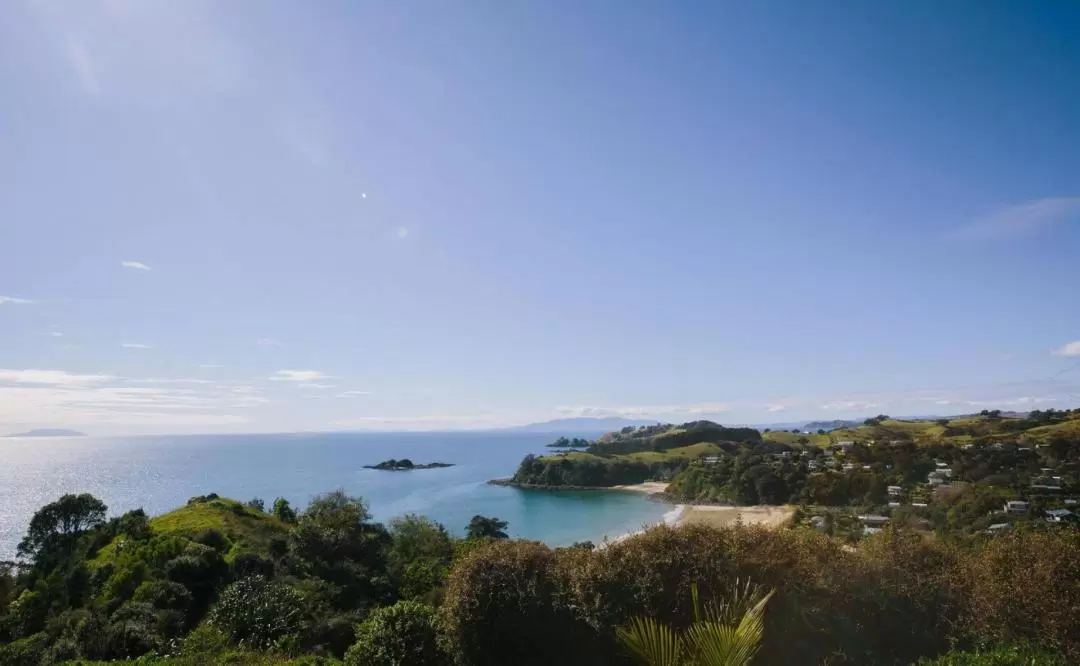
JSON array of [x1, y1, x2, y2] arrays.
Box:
[[4, 428, 87, 438], [363, 458, 454, 471], [500, 417, 660, 433]]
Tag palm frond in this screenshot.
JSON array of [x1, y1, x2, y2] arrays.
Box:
[[616, 615, 684, 666]]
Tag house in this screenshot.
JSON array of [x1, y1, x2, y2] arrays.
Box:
[[1045, 508, 1076, 523], [888, 501, 901, 508], [861, 464, 872, 471], [837, 441, 855, 452], [911, 502, 928, 508], [807, 460, 821, 471], [859, 514, 889, 536], [1004, 500, 1030, 515], [842, 463, 856, 473], [809, 516, 827, 531], [702, 456, 722, 465], [1030, 476, 1063, 491], [858, 515, 890, 526], [887, 485, 902, 496], [1064, 498, 1078, 506], [985, 523, 1009, 534]]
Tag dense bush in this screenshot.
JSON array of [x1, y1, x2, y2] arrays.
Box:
[[208, 575, 305, 649], [439, 524, 1080, 665], [343, 600, 444, 666], [918, 643, 1068, 665], [441, 540, 601, 666]]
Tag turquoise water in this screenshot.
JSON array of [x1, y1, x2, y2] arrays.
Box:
[[0, 431, 668, 559]]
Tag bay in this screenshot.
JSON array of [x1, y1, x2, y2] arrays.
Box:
[[0, 431, 667, 559]]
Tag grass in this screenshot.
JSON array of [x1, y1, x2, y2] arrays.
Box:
[[150, 498, 289, 557], [1019, 417, 1080, 443], [626, 442, 724, 462], [541, 443, 725, 464], [93, 498, 289, 566], [762, 431, 833, 447]]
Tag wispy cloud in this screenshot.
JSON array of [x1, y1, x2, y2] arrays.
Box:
[[0, 369, 115, 387], [256, 337, 282, 348], [337, 390, 373, 398], [66, 38, 101, 97], [952, 197, 1080, 241], [0, 296, 34, 305], [397, 227, 409, 239], [298, 383, 335, 390], [0, 368, 268, 432], [555, 402, 730, 419], [764, 404, 786, 413], [46, 331, 64, 337], [271, 370, 328, 382], [1052, 340, 1080, 358], [121, 261, 151, 271], [819, 400, 879, 411], [121, 343, 152, 349]]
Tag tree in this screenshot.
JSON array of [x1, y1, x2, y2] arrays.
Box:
[[344, 600, 444, 666], [208, 575, 303, 650], [466, 515, 509, 540], [17, 493, 107, 563], [617, 581, 773, 666], [245, 498, 265, 513], [272, 497, 297, 524]]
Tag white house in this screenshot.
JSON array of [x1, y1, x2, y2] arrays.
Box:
[[887, 485, 902, 496], [1004, 500, 1030, 515]]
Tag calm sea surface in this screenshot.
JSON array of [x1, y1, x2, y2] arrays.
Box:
[[0, 431, 668, 559]]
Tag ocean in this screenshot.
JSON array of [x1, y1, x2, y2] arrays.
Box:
[[0, 431, 668, 559]]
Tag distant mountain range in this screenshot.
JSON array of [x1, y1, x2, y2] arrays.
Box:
[[500, 417, 660, 434], [4, 428, 87, 438]]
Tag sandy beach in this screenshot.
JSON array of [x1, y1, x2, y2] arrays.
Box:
[[677, 505, 795, 529], [597, 503, 794, 549], [611, 481, 671, 494]]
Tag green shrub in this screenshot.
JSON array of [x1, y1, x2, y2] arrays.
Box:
[[132, 579, 193, 613], [918, 643, 1068, 665], [441, 540, 600, 666], [208, 575, 305, 649], [0, 631, 49, 665], [956, 530, 1080, 661], [343, 601, 444, 666], [193, 528, 232, 554]]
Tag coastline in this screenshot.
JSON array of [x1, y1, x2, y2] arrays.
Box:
[[596, 499, 795, 549], [597, 502, 686, 549]]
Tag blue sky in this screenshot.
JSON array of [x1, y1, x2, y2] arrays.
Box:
[[2, 0, 1079, 435]]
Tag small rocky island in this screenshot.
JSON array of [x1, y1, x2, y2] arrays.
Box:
[[363, 458, 454, 471]]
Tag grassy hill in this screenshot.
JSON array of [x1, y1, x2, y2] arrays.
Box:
[[93, 496, 289, 567]]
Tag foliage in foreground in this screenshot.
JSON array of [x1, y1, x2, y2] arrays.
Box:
[[918, 643, 1068, 665], [616, 581, 772, 666]]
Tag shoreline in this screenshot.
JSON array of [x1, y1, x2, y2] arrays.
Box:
[[596, 503, 795, 549], [597, 503, 686, 549]]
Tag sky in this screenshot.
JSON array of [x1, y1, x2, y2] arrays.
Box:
[[1, 0, 1080, 435]]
